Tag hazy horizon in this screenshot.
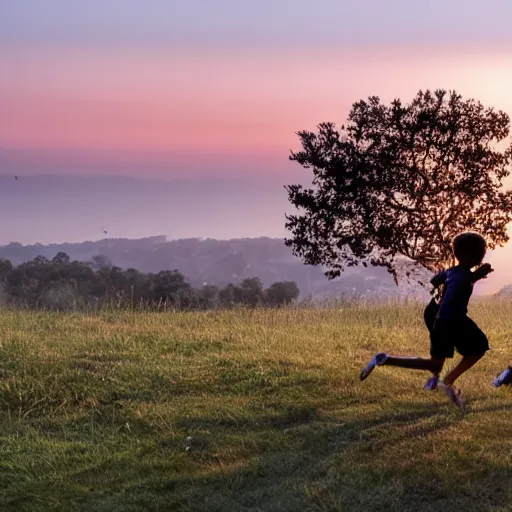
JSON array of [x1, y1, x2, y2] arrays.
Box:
[[0, 173, 293, 245]]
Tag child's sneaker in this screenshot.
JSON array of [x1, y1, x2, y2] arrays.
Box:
[[360, 352, 388, 381], [439, 383, 465, 411], [424, 375, 439, 390], [493, 366, 512, 387]]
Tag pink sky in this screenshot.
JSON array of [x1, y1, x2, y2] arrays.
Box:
[[2, 44, 512, 179]]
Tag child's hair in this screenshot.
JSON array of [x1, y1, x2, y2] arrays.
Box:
[[452, 232, 486, 265]]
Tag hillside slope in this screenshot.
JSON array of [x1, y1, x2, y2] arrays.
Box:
[[0, 236, 426, 299]]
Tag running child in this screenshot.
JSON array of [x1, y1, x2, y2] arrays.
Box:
[[360, 232, 493, 410]]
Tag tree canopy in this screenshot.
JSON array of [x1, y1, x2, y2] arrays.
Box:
[[285, 89, 512, 281]]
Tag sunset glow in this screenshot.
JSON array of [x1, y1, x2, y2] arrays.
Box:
[[0, 48, 512, 158], [2, 46, 512, 166], [3, 0, 512, 179]]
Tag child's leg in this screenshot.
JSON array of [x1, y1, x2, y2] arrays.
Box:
[[382, 356, 444, 375], [442, 354, 484, 386], [437, 355, 483, 412], [361, 301, 446, 383], [382, 356, 445, 390], [360, 352, 444, 382]]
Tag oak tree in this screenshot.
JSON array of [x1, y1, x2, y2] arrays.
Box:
[[285, 89, 512, 282]]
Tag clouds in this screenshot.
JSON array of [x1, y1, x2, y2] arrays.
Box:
[[2, 0, 512, 46]]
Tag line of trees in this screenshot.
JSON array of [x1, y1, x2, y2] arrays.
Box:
[[0, 253, 300, 311]]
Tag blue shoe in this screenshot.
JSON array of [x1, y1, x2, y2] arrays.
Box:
[[360, 352, 388, 381], [493, 367, 512, 387], [424, 375, 439, 390]]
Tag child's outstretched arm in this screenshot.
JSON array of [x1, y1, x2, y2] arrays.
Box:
[[471, 263, 494, 282]]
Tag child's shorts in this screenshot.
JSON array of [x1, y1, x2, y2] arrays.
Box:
[[428, 316, 489, 359]]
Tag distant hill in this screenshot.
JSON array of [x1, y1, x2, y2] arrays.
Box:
[[495, 285, 512, 298], [0, 236, 429, 299]]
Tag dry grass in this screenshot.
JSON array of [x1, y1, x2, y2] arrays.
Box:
[[1, 301, 512, 511]]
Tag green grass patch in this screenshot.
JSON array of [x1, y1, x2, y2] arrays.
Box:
[[1, 302, 512, 510]]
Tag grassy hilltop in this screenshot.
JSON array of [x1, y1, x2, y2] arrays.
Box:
[[1, 302, 512, 511]]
